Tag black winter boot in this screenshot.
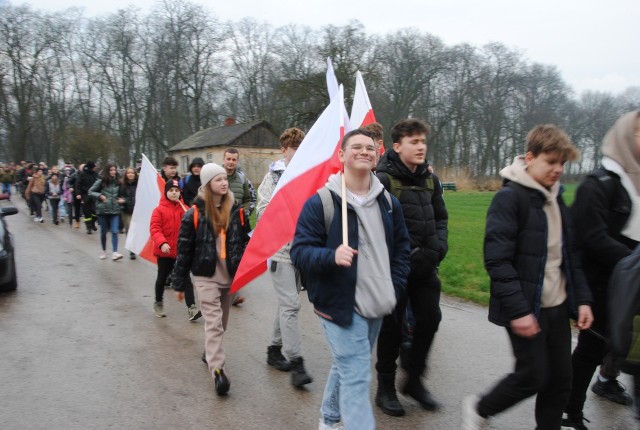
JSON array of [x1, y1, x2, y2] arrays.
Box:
[[375, 372, 405, 416], [402, 375, 439, 411], [267, 345, 291, 372], [290, 357, 312, 387]]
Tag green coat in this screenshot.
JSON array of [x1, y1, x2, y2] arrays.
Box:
[[89, 178, 123, 215]]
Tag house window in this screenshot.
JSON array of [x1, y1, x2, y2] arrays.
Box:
[[180, 156, 189, 175], [206, 153, 213, 162]]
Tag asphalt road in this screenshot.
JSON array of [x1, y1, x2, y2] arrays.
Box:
[[0, 199, 637, 429]]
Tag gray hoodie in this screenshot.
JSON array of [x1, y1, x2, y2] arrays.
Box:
[[500, 156, 567, 308], [325, 172, 397, 318]]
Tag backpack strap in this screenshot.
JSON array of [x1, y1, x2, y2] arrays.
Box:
[[317, 187, 334, 234], [384, 172, 434, 201], [590, 167, 620, 206]]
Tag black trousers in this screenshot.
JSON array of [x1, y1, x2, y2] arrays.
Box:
[[376, 271, 442, 377], [154, 256, 195, 307], [72, 198, 82, 222], [478, 304, 572, 430], [155, 257, 175, 303]]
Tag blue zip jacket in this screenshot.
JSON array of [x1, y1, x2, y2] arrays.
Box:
[[291, 189, 410, 327]]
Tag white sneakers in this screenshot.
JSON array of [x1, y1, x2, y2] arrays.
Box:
[[462, 395, 488, 430], [100, 252, 123, 261], [318, 419, 344, 430]]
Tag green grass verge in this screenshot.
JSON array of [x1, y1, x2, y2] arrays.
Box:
[[439, 183, 577, 305]]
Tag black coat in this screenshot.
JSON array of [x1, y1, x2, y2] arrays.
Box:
[[571, 169, 637, 332], [120, 180, 138, 215], [375, 150, 448, 278], [76, 168, 99, 197], [484, 184, 592, 326], [171, 199, 251, 292]]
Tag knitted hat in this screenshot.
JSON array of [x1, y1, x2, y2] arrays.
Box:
[[164, 179, 181, 199], [189, 157, 205, 172], [199, 163, 226, 191]]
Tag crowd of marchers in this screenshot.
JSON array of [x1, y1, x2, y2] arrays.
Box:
[[4, 110, 640, 430]]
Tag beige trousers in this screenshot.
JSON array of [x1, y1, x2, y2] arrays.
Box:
[[194, 278, 231, 375]]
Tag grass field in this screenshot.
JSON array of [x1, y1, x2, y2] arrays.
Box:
[[439, 183, 577, 305]]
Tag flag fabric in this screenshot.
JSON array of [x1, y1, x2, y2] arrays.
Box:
[[230, 87, 347, 293], [125, 154, 164, 263], [326, 57, 339, 101], [350, 71, 383, 154]]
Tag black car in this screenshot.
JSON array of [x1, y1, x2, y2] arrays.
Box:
[[0, 202, 17, 292]]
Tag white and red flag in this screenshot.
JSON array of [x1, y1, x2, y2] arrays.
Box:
[[350, 71, 383, 154], [230, 86, 347, 293], [125, 154, 163, 263], [326, 57, 340, 102]]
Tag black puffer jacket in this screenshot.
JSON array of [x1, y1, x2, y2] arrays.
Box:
[[375, 150, 448, 278], [120, 180, 137, 215], [571, 169, 637, 330], [172, 198, 251, 292], [485, 183, 592, 326]]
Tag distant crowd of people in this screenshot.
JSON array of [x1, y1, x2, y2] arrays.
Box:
[[5, 109, 640, 430]]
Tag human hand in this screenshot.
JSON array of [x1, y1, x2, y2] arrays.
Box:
[[335, 244, 358, 267], [510, 314, 540, 338], [576, 305, 593, 330], [175, 291, 184, 302], [160, 243, 171, 254], [100, 195, 106, 202]]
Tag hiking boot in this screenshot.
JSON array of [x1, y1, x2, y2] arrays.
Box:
[[375, 372, 405, 416], [591, 378, 633, 405], [267, 345, 291, 372], [153, 302, 166, 318], [290, 357, 312, 387], [112, 252, 123, 261], [188, 304, 202, 322], [561, 412, 590, 429], [462, 395, 488, 430], [318, 419, 345, 430], [402, 376, 439, 410], [214, 368, 230, 395], [75, 221, 80, 229], [99, 251, 107, 260], [232, 294, 245, 306]]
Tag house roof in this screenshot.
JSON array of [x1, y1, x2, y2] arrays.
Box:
[[168, 119, 279, 152]]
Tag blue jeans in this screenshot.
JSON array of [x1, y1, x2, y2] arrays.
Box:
[[319, 312, 382, 430], [98, 214, 120, 252]]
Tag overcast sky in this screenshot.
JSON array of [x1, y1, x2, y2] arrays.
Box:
[[9, 0, 640, 95]]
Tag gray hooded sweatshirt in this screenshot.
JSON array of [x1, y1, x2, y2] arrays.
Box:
[[325, 172, 397, 318]]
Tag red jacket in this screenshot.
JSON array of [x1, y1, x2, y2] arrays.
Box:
[[150, 195, 187, 259]]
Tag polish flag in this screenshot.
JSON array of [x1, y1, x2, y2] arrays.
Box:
[[125, 154, 163, 263], [230, 87, 346, 293], [350, 71, 384, 154], [326, 57, 339, 101]]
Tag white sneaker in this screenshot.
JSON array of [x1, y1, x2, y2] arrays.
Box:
[[462, 395, 488, 430], [112, 252, 123, 261], [99, 251, 107, 260], [318, 419, 344, 430]]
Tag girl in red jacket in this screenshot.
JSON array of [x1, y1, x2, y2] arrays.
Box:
[[150, 179, 187, 317]]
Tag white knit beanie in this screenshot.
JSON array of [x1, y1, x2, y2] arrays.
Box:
[[199, 163, 226, 191]]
